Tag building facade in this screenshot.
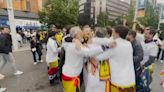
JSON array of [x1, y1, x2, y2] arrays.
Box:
[[79, 0, 130, 25], [0, 0, 47, 29], [107, 0, 130, 19], [0, 0, 44, 13]]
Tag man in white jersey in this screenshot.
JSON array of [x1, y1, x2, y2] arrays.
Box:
[[141, 27, 158, 92], [95, 25, 136, 92]]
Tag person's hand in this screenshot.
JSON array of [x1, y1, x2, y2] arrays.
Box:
[[31, 48, 36, 52], [90, 58, 98, 75], [109, 41, 117, 48], [83, 44, 89, 47], [90, 58, 98, 68]]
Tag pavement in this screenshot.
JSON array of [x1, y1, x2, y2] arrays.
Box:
[[0, 50, 63, 92], [0, 48, 164, 92]]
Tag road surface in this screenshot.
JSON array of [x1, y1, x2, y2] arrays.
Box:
[[0, 50, 163, 92]]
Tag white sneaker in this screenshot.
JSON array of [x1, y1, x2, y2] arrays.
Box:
[[160, 60, 164, 63], [14, 71, 23, 76], [0, 74, 5, 80], [40, 60, 43, 63], [162, 82, 164, 88], [34, 62, 37, 65], [0, 88, 6, 92]]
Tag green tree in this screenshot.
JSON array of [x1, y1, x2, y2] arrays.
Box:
[[38, 0, 79, 28], [125, 4, 135, 28], [97, 12, 111, 27], [137, 2, 159, 29]]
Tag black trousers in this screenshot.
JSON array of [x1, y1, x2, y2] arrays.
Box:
[[32, 51, 41, 62], [157, 48, 162, 59], [157, 48, 164, 60], [161, 50, 164, 60]]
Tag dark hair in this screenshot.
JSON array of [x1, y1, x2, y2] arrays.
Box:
[[114, 25, 129, 39], [1, 26, 9, 30], [95, 31, 105, 38], [65, 25, 74, 35], [106, 26, 112, 37], [128, 31, 136, 38], [0, 26, 9, 32], [149, 29, 156, 37], [48, 31, 57, 38]]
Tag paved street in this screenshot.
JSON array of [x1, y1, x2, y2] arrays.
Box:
[[0, 50, 163, 92], [0, 50, 63, 92]]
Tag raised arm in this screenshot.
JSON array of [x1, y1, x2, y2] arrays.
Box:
[[92, 37, 112, 46], [75, 46, 103, 57], [95, 49, 113, 61]]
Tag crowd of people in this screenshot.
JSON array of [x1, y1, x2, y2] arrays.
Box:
[[0, 23, 164, 92], [15, 29, 47, 48], [44, 24, 164, 92]]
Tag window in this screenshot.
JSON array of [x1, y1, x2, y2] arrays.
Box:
[[26, 0, 30, 11], [100, 0, 102, 12], [16, 0, 21, 2]]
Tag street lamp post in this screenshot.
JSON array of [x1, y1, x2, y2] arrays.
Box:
[[132, 0, 139, 30], [158, 5, 163, 30], [6, 0, 18, 51]]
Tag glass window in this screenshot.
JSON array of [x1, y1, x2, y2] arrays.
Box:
[[26, 0, 30, 11]]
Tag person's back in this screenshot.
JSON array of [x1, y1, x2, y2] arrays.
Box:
[[136, 32, 144, 42], [63, 43, 84, 77], [63, 42, 103, 77], [110, 38, 135, 86], [46, 38, 58, 65]]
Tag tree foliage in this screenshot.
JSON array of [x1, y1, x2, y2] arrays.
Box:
[[125, 4, 135, 28], [138, 1, 159, 29], [97, 12, 111, 27], [38, 0, 79, 28], [124, 1, 159, 29]]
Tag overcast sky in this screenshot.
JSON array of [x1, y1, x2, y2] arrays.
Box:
[[157, 0, 164, 4]]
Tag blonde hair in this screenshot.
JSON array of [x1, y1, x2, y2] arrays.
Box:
[[70, 26, 82, 38]]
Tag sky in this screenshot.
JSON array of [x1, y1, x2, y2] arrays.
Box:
[[157, 0, 164, 4], [120, 0, 164, 5], [120, 0, 131, 4]]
